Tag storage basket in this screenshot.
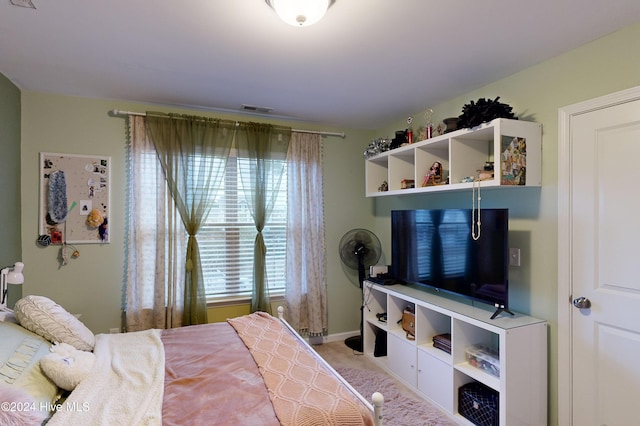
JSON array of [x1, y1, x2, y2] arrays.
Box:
[[458, 382, 499, 426], [466, 344, 500, 377]]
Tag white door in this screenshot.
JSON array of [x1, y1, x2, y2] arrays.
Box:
[[558, 86, 640, 425]]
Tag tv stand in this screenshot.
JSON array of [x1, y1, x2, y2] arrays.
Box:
[[490, 306, 514, 320], [362, 282, 547, 425]]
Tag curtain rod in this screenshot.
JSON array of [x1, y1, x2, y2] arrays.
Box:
[[110, 109, 345, 138]]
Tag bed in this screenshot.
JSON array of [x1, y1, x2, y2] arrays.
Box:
[[0, 296, 383, 425]]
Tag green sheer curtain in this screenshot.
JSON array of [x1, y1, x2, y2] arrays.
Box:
[[235, 122, 291, 313], [145, 113, 235, 325]]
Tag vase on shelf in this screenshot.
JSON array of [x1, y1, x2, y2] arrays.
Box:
[[443, 117, 459, 133]]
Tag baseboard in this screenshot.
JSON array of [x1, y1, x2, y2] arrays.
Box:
[[307, 330, 359, 345]]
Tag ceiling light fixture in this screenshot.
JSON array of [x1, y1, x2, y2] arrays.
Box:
[[265, 0, 333, 27]]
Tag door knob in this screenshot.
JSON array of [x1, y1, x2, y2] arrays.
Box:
[[573, 297, 591, 309]]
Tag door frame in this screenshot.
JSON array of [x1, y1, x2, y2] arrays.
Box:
[[557, 84, 640, 425]]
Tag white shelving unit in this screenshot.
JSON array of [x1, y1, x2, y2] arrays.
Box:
[[365, 118, 542, 197], [363, 282, 547, 425]]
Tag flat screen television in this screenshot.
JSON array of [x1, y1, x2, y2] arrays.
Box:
[[390, 208, 511, 319]]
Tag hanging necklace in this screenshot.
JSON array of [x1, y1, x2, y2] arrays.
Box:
[[472, 176, 481, 240]]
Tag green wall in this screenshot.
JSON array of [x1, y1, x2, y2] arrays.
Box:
[[0, 73, 22, 266], [19, 95, 375, 335]]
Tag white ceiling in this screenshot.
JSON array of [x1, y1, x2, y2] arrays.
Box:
[[2, 1, 640, 129]]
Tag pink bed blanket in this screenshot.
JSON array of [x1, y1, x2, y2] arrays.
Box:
[[49, 314, 372, 425], [161, 321, 280, 425], [228, 312, 374, 426]]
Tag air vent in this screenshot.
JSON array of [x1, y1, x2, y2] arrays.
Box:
[[10, 0, 36, 8], [241, 104, 273, 114]]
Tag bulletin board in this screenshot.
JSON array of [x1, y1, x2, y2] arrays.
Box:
[[39, 152, 111, 244]]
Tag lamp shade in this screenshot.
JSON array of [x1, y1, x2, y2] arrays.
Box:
[[7, 262, 24, 284], [6, 262, 24, 309], [267, 0, 330, 27]]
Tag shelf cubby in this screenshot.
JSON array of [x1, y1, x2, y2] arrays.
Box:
[[416, 305, 452, 364]]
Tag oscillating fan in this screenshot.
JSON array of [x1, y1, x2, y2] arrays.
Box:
[[339, 228, 382, 352]]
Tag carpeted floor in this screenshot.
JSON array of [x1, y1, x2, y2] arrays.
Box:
[[313, 341, 455, 426]]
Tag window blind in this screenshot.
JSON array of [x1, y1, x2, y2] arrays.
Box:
[[201, 151, 287, 299]]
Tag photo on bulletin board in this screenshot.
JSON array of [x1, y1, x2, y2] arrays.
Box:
[[39, 152, 111, 244]]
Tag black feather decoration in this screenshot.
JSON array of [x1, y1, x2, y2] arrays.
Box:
[[457, 97, 516, 129]]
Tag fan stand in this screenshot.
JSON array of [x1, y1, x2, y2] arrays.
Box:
[[344, 245, 367, 352]]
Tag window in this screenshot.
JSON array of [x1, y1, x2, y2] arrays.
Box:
[[200, 149, 287, 300]]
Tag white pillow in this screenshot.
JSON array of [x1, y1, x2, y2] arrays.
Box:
[[14, 296, 95, 351], [40, 342, 95, 391], [0, 321, 60, 411]]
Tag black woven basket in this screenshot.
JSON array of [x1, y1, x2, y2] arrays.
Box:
[[458, 382, 499, 426]]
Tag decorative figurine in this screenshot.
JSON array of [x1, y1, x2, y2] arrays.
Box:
[[422, 161, 443, 186]]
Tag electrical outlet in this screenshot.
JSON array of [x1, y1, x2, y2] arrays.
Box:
[[109, 327, 120, 334], [509, 248, 521, 267]]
